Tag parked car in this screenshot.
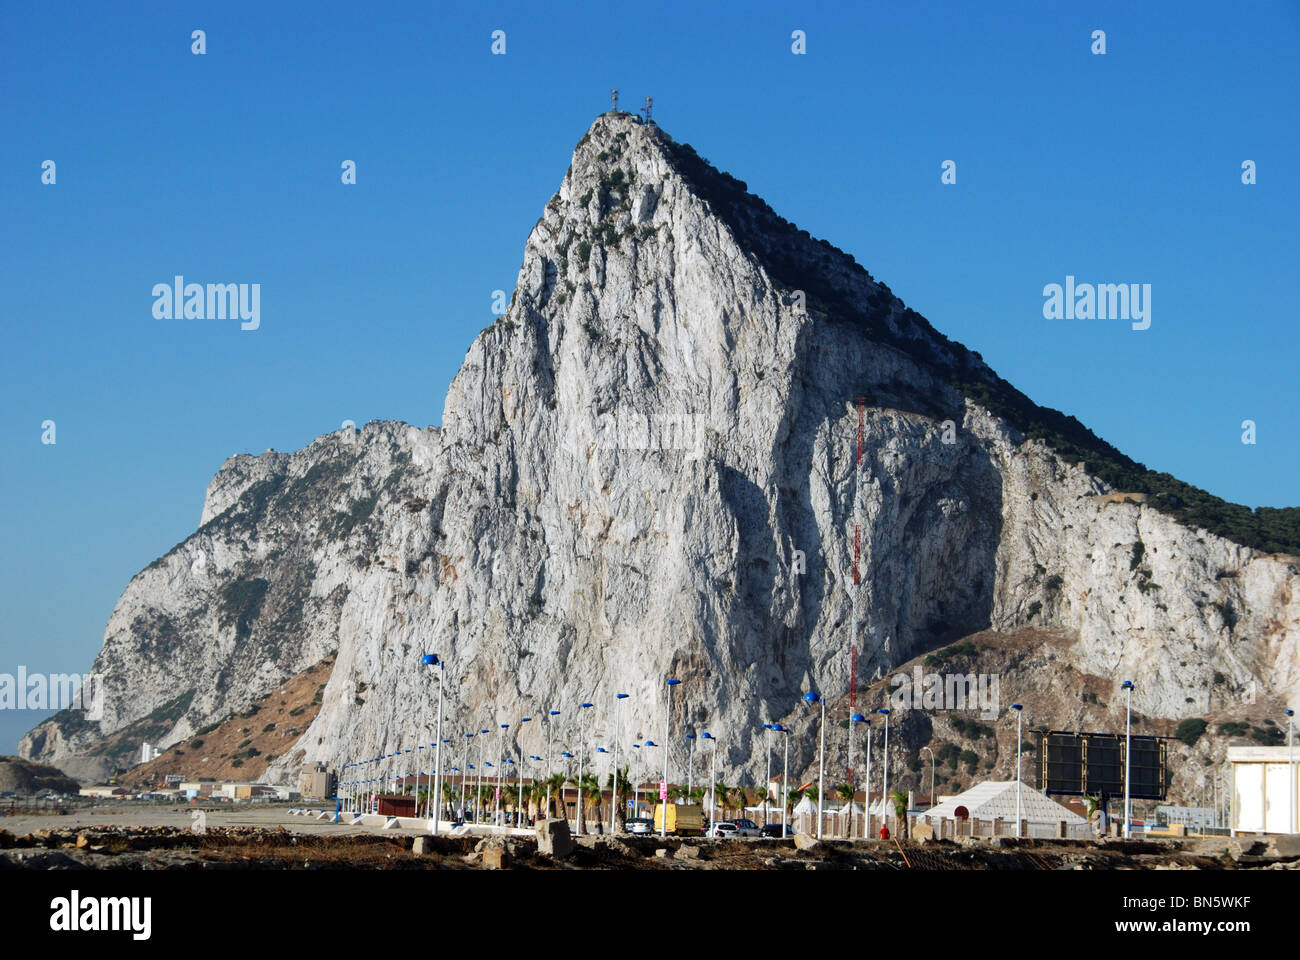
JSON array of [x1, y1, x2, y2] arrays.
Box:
[[625, 817, 654, 835], [760, 823, 794, 838], [707, 820, 740, 838], [730, 818, 761, 836]]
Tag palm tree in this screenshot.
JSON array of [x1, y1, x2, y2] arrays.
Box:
[[889, 789, 909, 839], [546, 773, 566, 820], [785, 786, 804, 811], [713, 782, 732, 819], [605, 766, 632, 830], [578, 774, 602, 833]]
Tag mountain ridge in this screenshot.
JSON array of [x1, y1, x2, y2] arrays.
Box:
[[20, 112, 1299, 789]]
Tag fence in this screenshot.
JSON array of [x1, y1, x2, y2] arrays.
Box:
[[0, 795, 72, 817]]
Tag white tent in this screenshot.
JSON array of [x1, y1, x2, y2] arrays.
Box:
[[792, 795, 816, 814], [835, 800, 865, 815], [918, 780, 1086, 825]]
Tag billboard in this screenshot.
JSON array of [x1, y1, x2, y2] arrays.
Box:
[[1037, 731, 1167, 800]]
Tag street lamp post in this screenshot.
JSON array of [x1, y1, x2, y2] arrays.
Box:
[[596, 746, 611, 827], [849, 713, 866, 839], [920, 746, 935, 811], [516, 717, 533, 826], [804, 692, 826, 840], [1121, 680, 1134, 839], [661, 678, 680, 838], [561, 751, 574, 825], [1011, 704, 1023, 838], [631, 743, 642, 817], [864, 721, 872, 839], [643, 741, 657, 817], [476, 728, 488, 823], [773, 724, 789, 836], [611, 693, 628, 833], [495, 723, 509, 829], [877, 708, 891, 836], [762, 723, 773, 827], [577, 702, 593, 835], [421, 654, 444, 835], [546, 709, 559, 821], [701, 731, 717, 834], [1286, 708, 1295, 834], [685, 732, 696, 798], [462, 733, 474, 817]]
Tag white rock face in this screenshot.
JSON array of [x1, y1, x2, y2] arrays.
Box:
[[20, 115, 1298, 785]]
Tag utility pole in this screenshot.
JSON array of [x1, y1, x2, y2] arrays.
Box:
[[610, 88, 618, 113], [641, 96, 653, 125]]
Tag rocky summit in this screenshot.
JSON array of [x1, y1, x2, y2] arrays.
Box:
[[21, 113, 1299, 785]]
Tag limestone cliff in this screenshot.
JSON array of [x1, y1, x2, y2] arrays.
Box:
[[22, 114, 1298, 791]]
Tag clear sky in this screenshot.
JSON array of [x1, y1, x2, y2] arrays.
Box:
[[2, 1, 1296, 752]]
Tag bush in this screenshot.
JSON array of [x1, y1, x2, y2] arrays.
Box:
[[959, 749, 979, 774], [1174, 718, 1207, 746], [576, 240, 592, 265]]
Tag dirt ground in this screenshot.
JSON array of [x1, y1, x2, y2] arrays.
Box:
[[1, 803, 1296, 870]]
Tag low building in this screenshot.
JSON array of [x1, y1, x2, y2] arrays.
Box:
[[1228, 746, 1299, 834], [79, 786, 131, 799], [299, 764, 336, 799]]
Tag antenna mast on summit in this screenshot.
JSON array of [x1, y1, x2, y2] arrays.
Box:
[[642, 96, 653, 125], [610, 88, 619, 113]]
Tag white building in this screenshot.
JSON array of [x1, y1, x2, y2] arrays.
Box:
[[1228, 746, 1298, 835]]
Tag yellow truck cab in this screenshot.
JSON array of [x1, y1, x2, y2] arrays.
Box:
[[653, 802, 705, 836]]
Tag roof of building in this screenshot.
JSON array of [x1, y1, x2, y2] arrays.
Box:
[[918, 780, 1087, 824]]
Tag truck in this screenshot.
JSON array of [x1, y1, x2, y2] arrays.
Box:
[[653, 802, 705, 836]]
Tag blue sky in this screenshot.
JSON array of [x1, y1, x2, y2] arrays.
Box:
[[2, 1, 1296, 752]]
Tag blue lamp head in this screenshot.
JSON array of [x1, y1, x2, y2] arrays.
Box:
[[420, 654, 440, 666], [581, 702, 594, 709], [1287, 709, 1295, 717], [531, 755, 542, 761], [480, 728, 490, 734], [597, 747, 608, 753], [1011, 703, 1023, 711], [666, 678, 680, 687], [562, 752, 573, 759], [803, 691, 821, 703], [500, 723, 509, 730], [521, 717, 532, 723], [701, 732, 713, 740], [550, 709, 560, 716], [876, 708, 890, 716], [1121, 680, 1135, 690], [685, 733, 695, 740], [850, 713, 866, 723], [644, 740, 657, 747], [616, 693, 629, 700]]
